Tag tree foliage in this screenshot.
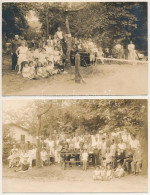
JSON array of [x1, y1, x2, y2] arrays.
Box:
[[2, 3, 30, 38], [2, 2, 147, 51]]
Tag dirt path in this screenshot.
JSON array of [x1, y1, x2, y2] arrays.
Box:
[[2, 63, 148, 96], [2, 166, 148, 192], [3, 175, 148, 192]]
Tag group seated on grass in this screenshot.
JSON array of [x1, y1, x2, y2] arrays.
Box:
[[7, 131, 142, 180], [15, 29, 67, 79]]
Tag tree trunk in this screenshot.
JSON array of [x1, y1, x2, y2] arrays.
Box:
[[36, 105, 51, 168], [75, 53, 81, 83], [36, 115, 42, 168], [46, 11, 49, 39], [65, 14, 71, 66], [141, 101, 148, 175]]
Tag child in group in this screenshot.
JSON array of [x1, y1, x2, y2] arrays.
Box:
[[34, 48, 42, 62], [45, 42, 54, 62], [45, 61, 54, 75], [93, 166, 101, 180], [53, 47, 61, 65], [36, 62, 45, 78], [39, 48, 48, 64], [15, 151, 30, 172], [89, 48, 96, 65], [81, 149, 88, 171], [100, 166, 106, 181], [106, 164, 113, 181], [22, 62, 31, 79], [131, 147, 142, 176], [28, 61, 36, 79], [114, 163, 125, 178], [42, 62, 50, 78]]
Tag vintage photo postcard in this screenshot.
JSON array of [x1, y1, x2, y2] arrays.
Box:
[[2, 99, 148, 192], [2, 2, 148, 96]]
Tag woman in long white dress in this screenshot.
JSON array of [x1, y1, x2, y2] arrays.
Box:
[[128, 41, 137, 64], [16, 41, 28, 74]]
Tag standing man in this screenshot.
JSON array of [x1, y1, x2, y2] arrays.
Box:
[[11, 35, 20, 71]]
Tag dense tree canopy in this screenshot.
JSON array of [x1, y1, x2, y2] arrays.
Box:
[[2, 2, 147, 51], [3, 99, 147, 138]]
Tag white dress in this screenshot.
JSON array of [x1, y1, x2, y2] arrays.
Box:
[[128, 44, 136, 60], [22, 67, 31, 78], [17, 46, 28, 64]]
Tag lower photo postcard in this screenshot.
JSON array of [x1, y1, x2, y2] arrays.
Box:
[[2, 99, 148, 192]]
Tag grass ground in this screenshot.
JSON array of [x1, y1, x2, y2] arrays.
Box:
[[2, 165, 148, 192], [2, 53, 148, 96]]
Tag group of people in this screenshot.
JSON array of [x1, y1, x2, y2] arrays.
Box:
[[11, 27, 67, 79], [7, 131, 142, 179], [10, 25, 143, 79]]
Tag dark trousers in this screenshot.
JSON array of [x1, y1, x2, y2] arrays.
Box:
[[93, 150, 99, 166], [12, 53, 17, 70]]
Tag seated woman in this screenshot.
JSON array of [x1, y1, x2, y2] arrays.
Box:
[[45, 61, 55, 75], [36, 62, 48, 78], [93, 166, 101, 180], [15, 151, 30, 172], [123, 144, 133, 174], [115, 148, 125, 168], [40, 148, 49, 166], [28, 145, 37, 168], [114, 163, 125, 178], [22, 62, 31, 79], [7, 145, 19, 168]]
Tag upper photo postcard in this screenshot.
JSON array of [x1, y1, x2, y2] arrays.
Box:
[[2, 2, 148, 96]]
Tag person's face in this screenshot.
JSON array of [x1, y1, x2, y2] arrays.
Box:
[[24, 63, 28, 68], [38, 62, 42, 67], [29, 62, 33, 67], [58, 27, 61, 31], [42, 49, 46, 54], [107, 165, 110, 170], [15, 35, 19, 40], [21, 42, 25, 47]]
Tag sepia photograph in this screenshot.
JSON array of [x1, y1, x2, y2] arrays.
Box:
[[2, 99, 148, 192], [2, 2, 148, 96]]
